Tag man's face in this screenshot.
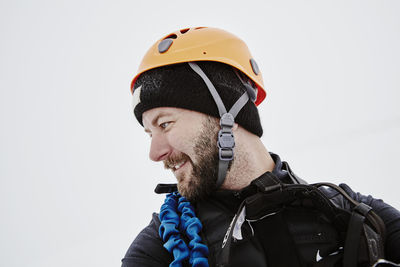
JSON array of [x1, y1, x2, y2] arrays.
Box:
[[142, 107, 219, 202]]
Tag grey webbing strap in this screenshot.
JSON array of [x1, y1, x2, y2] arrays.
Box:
[[228, 92, 249, 118], [188, 62, 251, 189], [217, 161, 230, 188], [188, 62, 227, 116], [215, 94, 249, 188], [188, 62, 250, 118]]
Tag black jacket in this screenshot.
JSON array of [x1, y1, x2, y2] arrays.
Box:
[[122, 154, 400, 266]]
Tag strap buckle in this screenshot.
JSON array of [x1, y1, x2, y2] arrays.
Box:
[[218, 131, 235, 160], [218, 113, 235, 161]]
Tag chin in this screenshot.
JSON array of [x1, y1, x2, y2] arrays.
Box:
[[177, 181, 190, 197], [177, 181, 196, 201]]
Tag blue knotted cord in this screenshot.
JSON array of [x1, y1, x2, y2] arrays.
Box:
[[159, 192, 209, 267]]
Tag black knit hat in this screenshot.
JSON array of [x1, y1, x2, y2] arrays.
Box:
[[132, 61, 263, 137]]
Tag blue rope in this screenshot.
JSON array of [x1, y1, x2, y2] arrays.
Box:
[[159, 192, 209, 267]]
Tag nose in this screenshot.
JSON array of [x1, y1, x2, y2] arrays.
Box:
[[149, 133, 171, 162]]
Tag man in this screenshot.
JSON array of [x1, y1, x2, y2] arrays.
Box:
[[122, 27, 400, 266]]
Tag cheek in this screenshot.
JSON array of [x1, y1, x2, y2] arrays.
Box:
[[167, 132, 193, 154]]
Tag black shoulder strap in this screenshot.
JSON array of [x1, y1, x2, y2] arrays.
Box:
[[343, 203, 370, 267], [313, 183, 386, 266], [217, 172, 297, 267], [250, 171, 283, 193]]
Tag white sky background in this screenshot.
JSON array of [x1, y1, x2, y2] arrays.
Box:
[[1, 0, 399, 266]]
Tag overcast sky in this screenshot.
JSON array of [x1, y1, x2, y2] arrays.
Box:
[[1, 0, 399, 266]]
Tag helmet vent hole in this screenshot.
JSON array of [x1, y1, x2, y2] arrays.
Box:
[[164, 34, 177, 40], [203, 51, 207, 54], [180, 28, 190, 34], [194, 27, 206, 30]]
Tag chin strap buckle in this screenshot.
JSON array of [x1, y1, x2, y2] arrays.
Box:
[[218, 113, 235, 161]]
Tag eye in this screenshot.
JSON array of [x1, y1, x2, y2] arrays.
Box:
[[159, 122, 171, 129]]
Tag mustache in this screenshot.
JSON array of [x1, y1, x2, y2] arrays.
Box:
[[163, 153, 191, 170]]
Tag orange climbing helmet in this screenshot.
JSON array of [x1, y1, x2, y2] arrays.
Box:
[[130, 27, 266, 106]]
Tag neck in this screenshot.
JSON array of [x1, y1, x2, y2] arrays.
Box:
[[221, 129, 275, 190]]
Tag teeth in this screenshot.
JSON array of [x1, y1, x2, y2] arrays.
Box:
[[174, 161, 185, 170]]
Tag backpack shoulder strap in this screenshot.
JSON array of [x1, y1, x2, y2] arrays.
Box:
[[313, 183, 386, 266]]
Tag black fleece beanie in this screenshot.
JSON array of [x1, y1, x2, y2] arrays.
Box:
[[132, 61, 263, 137]]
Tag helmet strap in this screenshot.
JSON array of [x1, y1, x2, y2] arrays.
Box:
[[188, 62, 255, 188]]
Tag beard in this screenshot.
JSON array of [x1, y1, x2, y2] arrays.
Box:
[[164, 117, 220, 202]]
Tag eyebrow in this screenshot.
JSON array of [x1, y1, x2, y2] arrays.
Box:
[[144, 111, 173, 133]]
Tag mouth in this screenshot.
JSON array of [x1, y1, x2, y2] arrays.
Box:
[[171, 160, 187, 173], [164, 154, 191, 176], [165, 158, 188, 171]]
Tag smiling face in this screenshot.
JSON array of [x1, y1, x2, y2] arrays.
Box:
[[142, 107, 220, 201]]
